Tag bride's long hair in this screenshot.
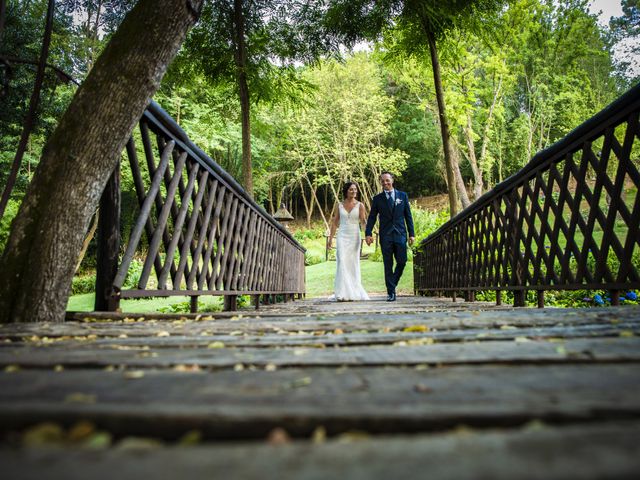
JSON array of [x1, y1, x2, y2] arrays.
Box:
[[342, 181, 359, 200]]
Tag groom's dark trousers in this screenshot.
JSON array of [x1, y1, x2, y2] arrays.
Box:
[[365, 190, 415, 296]]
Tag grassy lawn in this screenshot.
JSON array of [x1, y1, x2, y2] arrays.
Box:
[[68, 258, 413, 311], [67, 294, 223, 313], [306, 259, 414, 297]]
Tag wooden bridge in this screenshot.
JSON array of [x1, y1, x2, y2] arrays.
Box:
[[1, 297, 640, 478], [2, 85, 640, 477]]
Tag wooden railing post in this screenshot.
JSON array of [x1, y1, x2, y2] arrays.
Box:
[[95, 161, 121, 312]]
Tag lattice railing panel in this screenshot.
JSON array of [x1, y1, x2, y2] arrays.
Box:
[[415, 85, 640, 300], [108, 101, 305, 303]]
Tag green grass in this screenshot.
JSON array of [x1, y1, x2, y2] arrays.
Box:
[[68, 258, 414, 310], [305, 259, 414, 297], [66, 294, 216, 313]]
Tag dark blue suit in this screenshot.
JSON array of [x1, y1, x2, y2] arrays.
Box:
[[365, 190, 415, 296]]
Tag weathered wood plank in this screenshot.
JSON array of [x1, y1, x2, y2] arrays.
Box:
[[2, 337, 640, 368], [0, 365, 639, 438], [35, 305, 640, 339], [2, 421, 640, 480], [9, 321, 636, 349]]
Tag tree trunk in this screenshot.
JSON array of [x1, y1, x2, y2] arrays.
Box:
[[0, 0, 203, 324], [464, 113, 483, 200], [233, 0, 253, 197], [298, 178, 312, 227], [426, 29, 458, 217], [453, 148, 471, 209]]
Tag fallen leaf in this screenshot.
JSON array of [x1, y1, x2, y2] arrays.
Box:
[[312, 426, 326, 444], [207, 341, 225, 349], [157, 331, 170, 337], [178, 430, 202, 446], [289, 377, 312, 388], [619, 330, 635, 337], [64, 393, 97, 404], [266, 427, 290, 445], [123, 371, 145, 379], [22, 422, 65, 446], [403, 325, 429, 333], [4, 364, 20, 373], [116, 437, 164, 450], [68, 421, 96, 442]]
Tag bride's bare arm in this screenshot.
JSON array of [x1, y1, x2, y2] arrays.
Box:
[[327, 203, 340, 248], [359, 202, 367, 231]]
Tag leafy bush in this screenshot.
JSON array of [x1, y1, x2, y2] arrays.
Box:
[[293, 226, 325, 242], [123, 258, 144, 289], [0, 198, 20, 251], [305, 252, 324, 266], [72, 273, 96, 295], [411, 205, 450, 243], [368, 247, 383, 262], [158, 297, 224, 313]]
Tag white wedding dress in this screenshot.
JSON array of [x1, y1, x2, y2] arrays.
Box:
[[333, 202, 370, 301]]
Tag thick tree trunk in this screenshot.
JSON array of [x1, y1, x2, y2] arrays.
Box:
[[0, 0, 203, 323], [426, 29, 459, 217], [233, 0, 253, 197]]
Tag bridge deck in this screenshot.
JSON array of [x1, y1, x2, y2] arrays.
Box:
[[2, 296, 639, 479]]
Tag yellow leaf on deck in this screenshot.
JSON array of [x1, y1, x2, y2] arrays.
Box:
[[207, 341, 225, 349], [403, 325, 429, 333], [65, 393, 97, 404]]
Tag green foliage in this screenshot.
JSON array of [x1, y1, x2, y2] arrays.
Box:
[[0, 198, 20, 251], [411, 206, 450, 243], [305, 252, 324, 266], [71, 273, 96, 295], [158, 297, 224, 314], [122, 258, 144, 290]]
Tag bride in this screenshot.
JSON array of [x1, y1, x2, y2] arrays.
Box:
[[326, 182, 370, 301]]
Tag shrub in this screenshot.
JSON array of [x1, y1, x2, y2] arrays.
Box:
[[305, 252, 324, 266], [123, 258, 144, 289], [72, 273, 96, 295]]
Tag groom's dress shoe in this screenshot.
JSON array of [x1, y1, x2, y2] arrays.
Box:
[[387, 293, 396, 302]]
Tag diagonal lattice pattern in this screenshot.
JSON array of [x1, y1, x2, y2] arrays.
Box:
[[111, 102, 305, 302], [415, 86, 640, 300]]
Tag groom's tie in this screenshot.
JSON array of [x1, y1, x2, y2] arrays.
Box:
[[386, 191, 394, 210]]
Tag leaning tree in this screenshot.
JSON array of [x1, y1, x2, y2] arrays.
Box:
[[0, 0, 204, 323]]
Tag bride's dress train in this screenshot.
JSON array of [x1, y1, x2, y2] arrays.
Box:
[[333, 202, 369, 301]]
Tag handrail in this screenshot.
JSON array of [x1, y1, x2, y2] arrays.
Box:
[[145, 101, 302, 250], [414, 83, 640, 306], [96, 100, 306, 312]]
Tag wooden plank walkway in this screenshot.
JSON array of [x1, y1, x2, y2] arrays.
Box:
[[2, 295, 640, 479]]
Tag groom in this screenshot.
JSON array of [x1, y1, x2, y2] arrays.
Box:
[[365, 172, 415, 302]]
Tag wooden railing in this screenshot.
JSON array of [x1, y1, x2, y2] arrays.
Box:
[[95, 100, 305, 312], [414, 84, 640, 307]]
